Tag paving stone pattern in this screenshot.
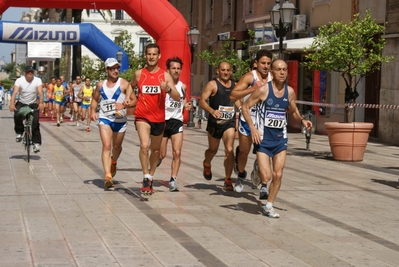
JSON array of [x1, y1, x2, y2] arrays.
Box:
[[0, 109, 398, 267]]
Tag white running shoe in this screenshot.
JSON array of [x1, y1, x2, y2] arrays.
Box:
[[16, 134, 22, 142], [262, 205, 280, 218], [33, 143, 40, 153]]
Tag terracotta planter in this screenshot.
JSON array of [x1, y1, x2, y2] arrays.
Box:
[[325, 122, 374, 162]]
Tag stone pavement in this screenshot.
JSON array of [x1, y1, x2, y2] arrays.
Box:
[[0, 108, 398, 267]]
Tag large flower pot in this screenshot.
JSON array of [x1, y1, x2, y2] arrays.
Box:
[[325, 122, 374, 162]]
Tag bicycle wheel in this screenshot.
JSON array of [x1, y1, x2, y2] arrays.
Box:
[[25, 126, 30, 162]]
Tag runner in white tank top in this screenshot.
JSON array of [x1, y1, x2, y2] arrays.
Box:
[[229, 50, 273, 193]]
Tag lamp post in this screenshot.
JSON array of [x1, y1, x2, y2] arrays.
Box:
[[116, 50, 123, 65], [270, 0, 296, 59], [186, 26, 200, 127]]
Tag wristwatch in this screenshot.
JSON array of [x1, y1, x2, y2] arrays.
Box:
[[167, 88, 172, 94]]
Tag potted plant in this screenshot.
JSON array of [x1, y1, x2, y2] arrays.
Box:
[[303, 10, 393, 161]]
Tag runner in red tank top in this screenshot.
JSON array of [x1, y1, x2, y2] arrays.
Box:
[[130, 43, 180, 195]]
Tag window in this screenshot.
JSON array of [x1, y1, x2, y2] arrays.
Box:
[[205, 0, 214, 28], [223, 0, 232, 25], [115, 10, 124, 20], [243, 0, 253, 18], [139, 37, 150, 56]]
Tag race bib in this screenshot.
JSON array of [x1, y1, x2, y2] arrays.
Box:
[[55, 91, 63, 96], [169, 101, 182, 109], [264, 110, 286, 128], [142, 85, 161, 94], [100, 99, 116, 116], [218, 105, 235, 120]]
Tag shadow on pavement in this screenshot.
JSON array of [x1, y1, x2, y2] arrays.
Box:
[[371, 178, 399, 189]]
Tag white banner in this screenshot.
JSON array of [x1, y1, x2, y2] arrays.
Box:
[[28, 42, 62, 58]]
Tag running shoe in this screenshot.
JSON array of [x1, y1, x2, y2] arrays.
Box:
[[262, 205, 280, 218], [111, 160, 117, 177], [157, 159, 162, 167], [76, 122, 79, 126], [251, 159, 261, 187], [86, 127, 90, 132], [223, 178, 234, 191], [33, 143, 40, 153], [169, 177, 179, 192], [234, 170, 247, 193], [104, 175, 114, 189], [141, 178, 153, 195], [234, 146, 240, 174], [16, 134, 22, 142], [259, 185, 268, 200], [57, 122, 60, 127], [203, 161, 212, 180]]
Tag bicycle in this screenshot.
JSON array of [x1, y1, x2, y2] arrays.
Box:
[[18, 106, 34, 162]]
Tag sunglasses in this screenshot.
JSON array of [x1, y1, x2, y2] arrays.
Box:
[[107, 67, 120, 71]]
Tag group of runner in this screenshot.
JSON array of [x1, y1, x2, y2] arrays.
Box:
[[9, 44, 313, 218], [41, 75, 94, 131]]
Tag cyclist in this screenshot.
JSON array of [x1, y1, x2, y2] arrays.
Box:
[[9, 66, 44, 153]]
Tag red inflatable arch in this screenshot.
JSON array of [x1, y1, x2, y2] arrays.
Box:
[[0, 0, 192, 121]]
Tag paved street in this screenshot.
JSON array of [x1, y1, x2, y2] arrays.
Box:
[[0, 108, 399, 267]]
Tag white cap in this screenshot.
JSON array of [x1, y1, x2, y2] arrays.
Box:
[[104, 58, 121, 68]]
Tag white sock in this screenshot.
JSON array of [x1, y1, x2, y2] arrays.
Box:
[[266, 202, 273, 208]]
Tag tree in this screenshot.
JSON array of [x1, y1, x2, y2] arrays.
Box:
[[197, 30, 261, 81], [302, 10, 393, 122], [80, 31, 145, 83]]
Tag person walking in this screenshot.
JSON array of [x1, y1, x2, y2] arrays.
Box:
[[90, 58, 135, 189], [158, 57, 192, 191], [9, 66, 44, 153], [130, 43, 180, 195], [199, 61, 236, 191], [241, 59, 312, 218]]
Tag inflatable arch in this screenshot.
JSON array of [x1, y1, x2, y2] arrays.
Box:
[[0, 21, 130, 71], [0, 0, 192, 118]]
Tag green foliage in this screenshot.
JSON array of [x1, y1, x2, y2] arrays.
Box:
[[80, 31, 146, 83], [197, 30, 259, 81], [0, 79, 15, 90], [303, 10, 393, 103]]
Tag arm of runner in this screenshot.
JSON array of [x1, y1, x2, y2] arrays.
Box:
[[230, 72, 257, 101], [242, 83, 268, 144], [37, 83, 44, 112], [90, 81, 102, 121], [162, 72, 180, 101], [181, 83, 192, 110], [199, 80, 221, 119]]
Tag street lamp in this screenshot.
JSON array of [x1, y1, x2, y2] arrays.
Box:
[[187, 26, 200, 63], [116, 50, 123, 64], [186, 26, 200, 127], [270, 0, 296, 58]]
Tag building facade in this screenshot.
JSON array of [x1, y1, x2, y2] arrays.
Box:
[[170, 0, 399, 145]]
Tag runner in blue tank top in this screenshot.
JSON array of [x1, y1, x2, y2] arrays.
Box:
[[241, 59, 313, 218]]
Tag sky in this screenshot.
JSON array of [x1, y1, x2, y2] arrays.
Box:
[[0, 7, 30, 64]]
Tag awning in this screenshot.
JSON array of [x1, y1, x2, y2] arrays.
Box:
[[251, 37, 315, 53]]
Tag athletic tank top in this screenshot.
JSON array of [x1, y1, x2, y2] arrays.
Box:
[[98, 78, 127, 123], [240, 70, 272, 123], [54, 84, 64, 102], [165, 81, 184, 121], [135, 68, 166, 122], [82, 86, 93, 105], [208, 78, 236, 126], [73, 84, 83, 102], [261, 81, 289, 141], [47, 83, 54, 99]]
